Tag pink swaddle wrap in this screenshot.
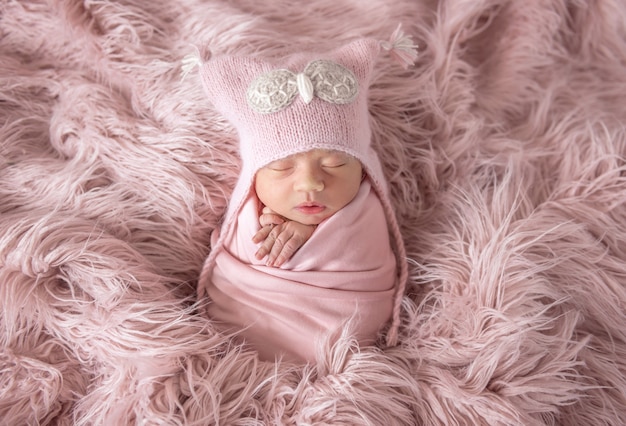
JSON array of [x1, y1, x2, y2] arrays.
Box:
[[208, 179, 396, 362]]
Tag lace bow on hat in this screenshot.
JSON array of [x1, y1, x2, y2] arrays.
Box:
[[246, 60, 359, 114]]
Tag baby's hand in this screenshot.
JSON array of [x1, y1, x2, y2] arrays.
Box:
[[252, 208, 315, 267], [258, 206, 285, 229]]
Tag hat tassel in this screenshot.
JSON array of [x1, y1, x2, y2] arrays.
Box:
[[380, 24, 418, 69], [181, 45, 212, 80]]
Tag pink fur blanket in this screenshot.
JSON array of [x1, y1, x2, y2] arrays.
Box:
[[1, 0, 625, 424]]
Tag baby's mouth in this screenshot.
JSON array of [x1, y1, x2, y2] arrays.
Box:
[[295, 202, 326, 215]]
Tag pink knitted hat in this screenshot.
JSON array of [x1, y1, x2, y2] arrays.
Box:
[[187, 26, 417, 346]]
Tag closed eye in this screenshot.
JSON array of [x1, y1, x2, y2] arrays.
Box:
[[322, 162, 346, 168], [267, 160, 294, 171], [321, 151, 352, 168]]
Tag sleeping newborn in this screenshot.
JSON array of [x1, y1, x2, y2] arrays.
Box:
[[192, 33, 415, 363], [207, 149, 396, 362], [252, 149, 364, 268]]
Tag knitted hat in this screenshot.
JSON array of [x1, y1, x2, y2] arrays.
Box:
[[186, 26, 417, 346]]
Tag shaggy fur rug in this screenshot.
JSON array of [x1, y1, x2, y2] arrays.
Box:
[[2, 0, 626, 424]]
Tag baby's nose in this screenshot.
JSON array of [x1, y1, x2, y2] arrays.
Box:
[[294, 168, 324, 192]]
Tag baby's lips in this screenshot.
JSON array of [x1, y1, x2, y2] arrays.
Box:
[[295, 204, 326, 215]]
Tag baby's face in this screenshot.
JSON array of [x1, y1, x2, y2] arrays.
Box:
[[255, 149, 363, 225]]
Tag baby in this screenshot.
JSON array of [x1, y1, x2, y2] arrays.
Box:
[[252, 149, 363, 268], [191, 30, 415, 363]]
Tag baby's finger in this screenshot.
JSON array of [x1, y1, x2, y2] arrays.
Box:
[[252, 225, 273, 244], [259, 213, 285, 228], [273, 234, 304, 267], [267, 228, 292, 266], [255, 226, 279, 259]]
